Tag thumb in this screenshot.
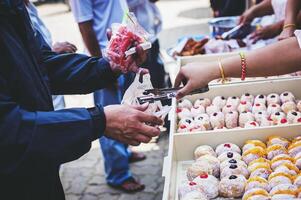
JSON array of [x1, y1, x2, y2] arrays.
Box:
[[106, 28, 112, 40], [176, 83, 192, 100], [132, 103, 149, 112]]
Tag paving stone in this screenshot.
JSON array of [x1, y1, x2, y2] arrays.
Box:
[[118, 193, 140, 200], [79, 194, 98, 200], [88, 175, 106, 185], [65, 194, 81, 200], [98, 194, 119, 200], [85, 185, 104, 196]]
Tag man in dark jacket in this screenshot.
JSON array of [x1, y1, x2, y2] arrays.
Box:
[[0, 0, 162, 199]]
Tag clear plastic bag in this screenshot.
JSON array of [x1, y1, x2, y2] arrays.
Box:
[[122, 72, 171, 120], [106, 12, 152, 72]]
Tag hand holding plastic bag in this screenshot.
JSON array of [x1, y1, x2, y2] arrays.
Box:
[[122, 72, 171, 120], [106, 12, 152, 73]]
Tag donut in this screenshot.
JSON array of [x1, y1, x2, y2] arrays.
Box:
[[269, 183, 298, 197], [220, 158, 247, 171], [270, 112, 286, 125], [222, 104, 237, 114], [241, 93, 254, 104], [237, 101, 252, 113], [254, 94, 267, 105], [267, 103, 281, 115], [242, 146, 267, 165], [194, 145, 216, 159], [297, 100, 301, 112], [244, 121, 260, 128], [254, 111, 268, 123], [219, 175, 247, 198], [226, 96, 240, 108], [293, 174, 301, 187], [212, 96, 226, 109], [194, 114, 211, 130], [252, 103, 267, 114], [274, 163, 299, 176], [177, 107, 192, 119], [249, 165, 272, 180], [239, 111, 255, 128], [245, 176, 270, 192], [206, 105, 220, 116], [281, 101, 297, 114], [215, 143, 241, 156], [267, 93, 280, 105], [268, 172, 294, 188], [209, 112, 225, 129], [194, 98, 211, 108], [288, 142, 301, 157], [280, 91, 295, 104], [287, 111, 301, 124], [267, 136, 290, 148], [220, 163, 249, 179], [218, 151, 242, 163], [192, 173, 219, 199], [196, 155, 220, 178], [178, 99, 193, 109], [225, 111, 239, 129], [267, 144, 288, 160], [190, 105, 205, 118], [243, 140, 266, 153], [271, 154, 294, 170], [186, 160, 215, 181], [242, 188, 269, 200]]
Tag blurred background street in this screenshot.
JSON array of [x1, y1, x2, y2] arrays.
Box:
[[35, 1, 212, 199]]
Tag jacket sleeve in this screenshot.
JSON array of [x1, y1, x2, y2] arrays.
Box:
[[37, 32, 118, 95], [0, 72, 106, 173]]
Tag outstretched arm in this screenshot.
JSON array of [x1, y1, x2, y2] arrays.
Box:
[[175, 37, 301, 98]]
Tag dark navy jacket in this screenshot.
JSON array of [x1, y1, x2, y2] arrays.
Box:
[[0, 0, 117, 199]]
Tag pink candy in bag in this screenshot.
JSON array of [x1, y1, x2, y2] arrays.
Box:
[[106, 12, 152, 72]]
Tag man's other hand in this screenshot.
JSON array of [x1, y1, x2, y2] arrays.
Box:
[[103, 104, 163, 146], [52, 42, 77, 54]]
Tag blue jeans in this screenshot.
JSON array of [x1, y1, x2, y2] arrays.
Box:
[[95, 74, 134, 185]]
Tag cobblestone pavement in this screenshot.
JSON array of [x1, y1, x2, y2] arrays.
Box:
[[36, 1, 211, 199], [60, 134, 169, 200]]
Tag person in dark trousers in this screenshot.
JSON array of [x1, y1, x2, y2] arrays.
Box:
[[210, 0, 246, 17], [0, 1, 162, 200]]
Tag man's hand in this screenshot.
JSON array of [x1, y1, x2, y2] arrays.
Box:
[[103, 104, 163, 146], [106, 29, 147, 74], [52, 42, 77, 54]]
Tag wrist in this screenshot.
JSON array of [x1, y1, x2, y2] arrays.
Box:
[[210, 61, 223, 81], [87, 105, 106, 140]]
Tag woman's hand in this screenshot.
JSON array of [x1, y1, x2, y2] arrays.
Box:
[[174, 62, 219, 99], [250, 23, 282, 43], [278, 27, 296, 40], [239, 8, 255, 24]]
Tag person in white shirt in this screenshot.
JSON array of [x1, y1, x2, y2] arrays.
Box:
[[69, 0, 146, 193], [239, 0, 301, 43]]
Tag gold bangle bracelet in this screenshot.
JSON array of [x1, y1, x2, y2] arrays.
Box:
[[283, 23, 296, 29], [218, 59, 226, 84]]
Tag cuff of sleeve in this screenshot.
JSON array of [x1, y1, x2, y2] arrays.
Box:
[[95, 58, 119, 84], [87, 105, 106, 140]]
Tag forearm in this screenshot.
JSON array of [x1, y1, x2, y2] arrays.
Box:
[[221, 37, 301, 78], [78, 21, 102, 57], [284, 0, 300, 25], [251, 0, 274, 17]]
